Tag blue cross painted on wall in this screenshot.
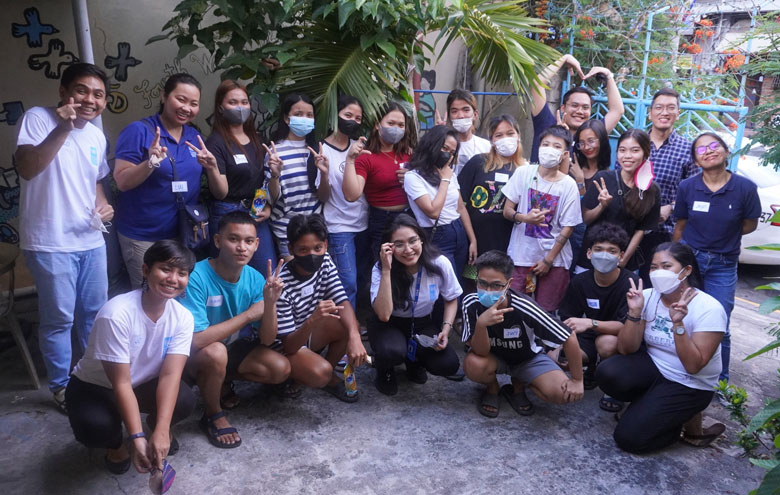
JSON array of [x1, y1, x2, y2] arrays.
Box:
[[104, 42, 142, 82]]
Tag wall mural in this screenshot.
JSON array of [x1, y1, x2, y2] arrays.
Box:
[[28, 39, 78, 79], [11, 7, 58, 48], [104, 42, 142, 82], [0, 101, 25, 126]]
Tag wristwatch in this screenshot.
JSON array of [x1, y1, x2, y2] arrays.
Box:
[[591, 319, 599, 330], [673, 324, 686, 336]]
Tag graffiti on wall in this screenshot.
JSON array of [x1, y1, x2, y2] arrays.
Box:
[[28, 39, 78, 79], [0, 101, 24, 126], [11, 7, 58, 48], [106, 84, 128, 114], [417, 70, 437, 130], [104, 42, 142, 82], [133, 59, 186, 109]]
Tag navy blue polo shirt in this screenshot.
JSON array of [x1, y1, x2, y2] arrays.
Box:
[[114, 113, 203, 241], [674, 173, 760, 258]]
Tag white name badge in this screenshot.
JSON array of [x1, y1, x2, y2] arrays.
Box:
[[172, 181, 188, 193], [692, 201, 710, 212], [234, 154, 248, 164], [301, 285, 314, 297], [206, 295, 224, 307], [587, 298, 600, 309], [494, 173, 509, 183], [504, 327, 521, 339]]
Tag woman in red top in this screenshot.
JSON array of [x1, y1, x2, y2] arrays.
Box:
[[343, 102, 417, 260]]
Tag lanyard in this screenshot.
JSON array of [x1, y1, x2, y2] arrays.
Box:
[[409, 266, 423, 335]]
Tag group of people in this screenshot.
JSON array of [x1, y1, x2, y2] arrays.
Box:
[[14, 54, 761, 476]]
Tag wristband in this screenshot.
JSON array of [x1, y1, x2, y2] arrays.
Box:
[[542, 258, 552, 267], [441, 178, 451, 183], [626, 314, 641, 323], [270, 174, 280, 180], [128, 431, 146, 440], [577, 182, 585, 189], [513, 212, 521, 223], [441, 321, 453, 330]]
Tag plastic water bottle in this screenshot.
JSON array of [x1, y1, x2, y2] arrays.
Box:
[[344, 363, 357, 398]]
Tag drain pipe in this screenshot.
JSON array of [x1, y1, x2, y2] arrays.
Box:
[[71, 0, 102, 129]]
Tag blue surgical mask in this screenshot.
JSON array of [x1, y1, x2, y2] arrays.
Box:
[[477, 289, 504, 307], [289, 116, 315, 137]]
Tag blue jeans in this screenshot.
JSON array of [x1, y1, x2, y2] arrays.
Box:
[[425, 218, 468, 282], [694, 249, 737, 382], [209, 200, 277, 274], [25, 246, 108, 392], [328, 230, 369, 309]]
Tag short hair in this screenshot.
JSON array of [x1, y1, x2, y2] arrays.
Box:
[[651, 87, 680, 105], [287, 213, 328, 245], [475, 250, 514, 279], [446, 89, 478, 114], [217, 210, 255, 233], [143, 240, 196, 273], [562, 86, 594, 106], [60, 63, 109, 93], [586, 223, 629, 251], [539, 125, 572, 149]]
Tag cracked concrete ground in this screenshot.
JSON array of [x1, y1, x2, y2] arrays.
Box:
[[0, 296, 778, 495]]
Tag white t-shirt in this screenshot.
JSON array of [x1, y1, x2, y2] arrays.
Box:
[[370, 255, 462, 318], [641, 288, 726, 391], [502, 165, 582, 268], [455, 135, 491, 175], [16, 106, 109, 252], [72, 290, 194, 389], [316, 140, 369, 233], [403, 169, 461, 228]]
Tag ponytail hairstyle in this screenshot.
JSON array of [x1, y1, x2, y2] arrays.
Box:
[[654, 242, 704, 290], [618, 128, 659, 220], [159, 73, 201, 114], [211, 80, 263, 158]]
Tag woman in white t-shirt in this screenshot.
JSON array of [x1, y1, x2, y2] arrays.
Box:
[[435, 89, 492, 175], [368, 214, 462, 395], [404, 125, 477, 282], [65, 240, 196, 475], [501, 126, 582, 313], [596, 242, 726, 453]]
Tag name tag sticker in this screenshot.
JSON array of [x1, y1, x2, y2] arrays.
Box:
[[172, 181, 188, 193], [494, 173, 509, 183], [587, 298, 600, 309], [692, 201, 710, 212], [233, 154, 248, 164], [301, 285, 314, 297], [428, 284, 437, 301], [206, 295, 223, 307], [504, 327, 520, 339]]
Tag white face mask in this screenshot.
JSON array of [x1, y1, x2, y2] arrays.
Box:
[[494, 137, 518, 157], [451, 118, 473, 133], [538, 146, 563, 169], [650, 268, 687, 294]]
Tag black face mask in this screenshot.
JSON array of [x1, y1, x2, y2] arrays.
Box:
[[435, 150, 454, 169], [293, 253, 325, 274], [337, 117, 362, 139]]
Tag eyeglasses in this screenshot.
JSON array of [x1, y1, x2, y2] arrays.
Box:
[[392, 237, 420, 251], [476, 279, 508, 291], [695, 141, 721, 155], [651, 104, 678, 113], [577, 138, 599, 149]]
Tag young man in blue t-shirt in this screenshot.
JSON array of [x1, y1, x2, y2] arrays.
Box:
[[180, 211, 290, 449]]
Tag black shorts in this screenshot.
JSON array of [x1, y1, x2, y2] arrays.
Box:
[[226, 338, 260, 376], [576, 329, 599, 367]]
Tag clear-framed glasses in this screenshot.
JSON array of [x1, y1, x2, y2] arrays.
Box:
[[392, 236, 420, 251], [578, 138, 599, 149], [695, 141, 721, 155], [476, 279, 508, 291], [651, 104, 678, 113]]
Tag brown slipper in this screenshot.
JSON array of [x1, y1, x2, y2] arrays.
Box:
[[682, 422, 726, 447]]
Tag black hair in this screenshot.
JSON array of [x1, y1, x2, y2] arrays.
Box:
[[61, 63, 110, 94], [691, 132, 730, 167], [574, 119, 611, 172], [333, 94, 364, 134], [158, 73, 202, 113], [617, 128, 659, 220], [539, 125, 572, 150], [287, 213, 328, 245], [273, 93, 319, 194], [366, 101, 416, 155], [653, 242, 704, 290], [379, 214, 442, 311], [446, 89, 478, 118], [651, 87, 680, 105], [483, 114, 524, 171], [562, 86, 594, 106], [586, 223, 629, 251], [475, 250, 514, 279], [406, 125, 460, 187], [143, 240, 196, 273], [217, 210, 256, 233]]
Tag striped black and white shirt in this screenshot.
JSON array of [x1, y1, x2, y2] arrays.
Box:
[[276, 252, 347, 338], [461, 289, 571, 366]]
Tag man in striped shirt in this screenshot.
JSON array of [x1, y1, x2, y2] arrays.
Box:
[[261, 214, 368, 402], [462, 251, 584, 418]]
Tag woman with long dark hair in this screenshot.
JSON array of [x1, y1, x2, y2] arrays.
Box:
[[596, 242, 726, 453], [368, 214, 461, 395]]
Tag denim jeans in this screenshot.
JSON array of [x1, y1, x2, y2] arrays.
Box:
[[209, 200, 277, 274], [25, 246, 108, 392], [694, 249, 738, 382], [328, 230, 369, 309], [425, 218, 468, 282], [367, 206, 409, 262]]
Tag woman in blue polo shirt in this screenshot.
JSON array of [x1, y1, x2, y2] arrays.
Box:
[[114, 73, 221, 288], [673, 132, 760, 384]]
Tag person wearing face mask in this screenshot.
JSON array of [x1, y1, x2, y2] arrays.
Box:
[[264, 214, 369, 402], [462, 250, 584, 417], [502, 126, 582, 313], [557, 224, 637, 412], [342, 101, 417, 261], [596, 242, 727, 453], [263, 93, 327, 259], [204, 80, 276, 274], [404, 125, 478, 283], [434, 89, 492, 175], [577, 129, 661, 274]]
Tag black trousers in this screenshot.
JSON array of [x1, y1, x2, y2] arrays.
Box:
[[367, 314, 460, 376], [638, 230, 672, 287], [596, 349, 713, 454], [65, 375, 196, 450]]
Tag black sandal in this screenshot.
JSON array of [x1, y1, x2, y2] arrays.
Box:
[[478, 390, 500, 418], [599, 394, 625, 413], [500, 384, 534, 416], [199, 411, 242, 449]]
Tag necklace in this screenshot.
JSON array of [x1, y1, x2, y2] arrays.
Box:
[[382, 150, 398, 166]]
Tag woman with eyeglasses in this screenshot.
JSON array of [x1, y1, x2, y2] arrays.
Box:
[[672, 132, 760, 385], [368, 214, 462, 395], [596, 242, 727, 453]]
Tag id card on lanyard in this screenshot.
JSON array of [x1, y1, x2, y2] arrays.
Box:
[[405, 267, 423, 362]]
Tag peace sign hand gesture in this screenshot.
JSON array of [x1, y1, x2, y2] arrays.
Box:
[[670, 287, 698, 325], [185, 136, 218, 171], [626, 277, 645, 314], [56, 97, 81, 130], [263, 259, 285, 303], [476, 298, 513, 327], [593, 177, 613, 208], [148, 126, 168, 168], [262, 141, 283, 176], [347, 136, 371, 161], [556, 109, 569, 131], [435, 109, 447, 127], [307, 143, 329, 175]]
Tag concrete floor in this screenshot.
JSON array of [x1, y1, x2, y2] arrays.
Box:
[[1, 297, 778, 495]]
